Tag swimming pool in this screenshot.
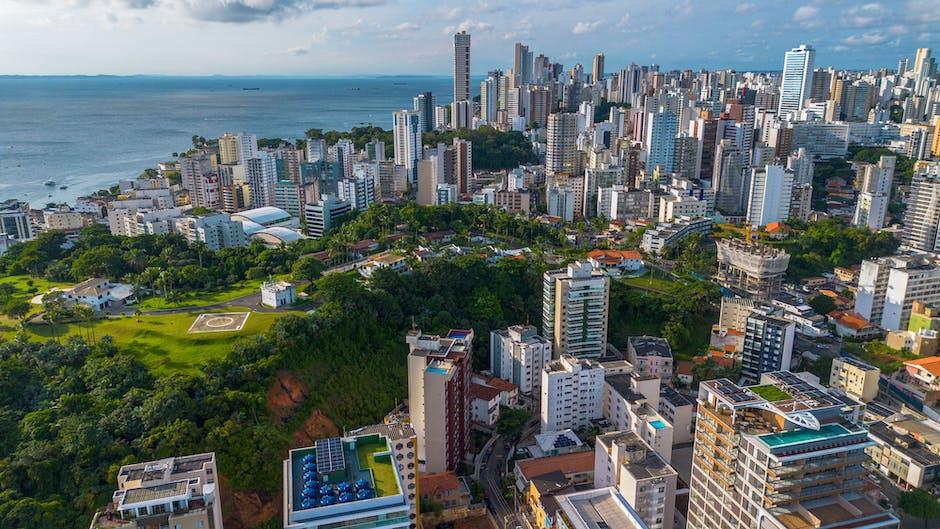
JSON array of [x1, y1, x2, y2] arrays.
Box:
[[758, 424, 851, 447], [650, 419, 667, 430]]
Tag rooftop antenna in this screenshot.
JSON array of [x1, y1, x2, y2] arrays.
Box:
[[411, 315, 417, 330]]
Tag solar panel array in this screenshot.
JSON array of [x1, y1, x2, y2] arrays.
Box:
[[553, 434, 578, 449], [315, 438, 346, 473], [763, 371, 842, 409], [711, 378, 759, 403]]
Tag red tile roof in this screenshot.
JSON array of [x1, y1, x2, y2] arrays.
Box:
[[516, 451, 595, 480], [419, 472, 462, 497]]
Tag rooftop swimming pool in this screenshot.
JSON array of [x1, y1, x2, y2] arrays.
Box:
[[650, 419, 667, 430], [758, 424, 851, 447]]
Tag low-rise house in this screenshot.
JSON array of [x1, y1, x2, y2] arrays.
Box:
[[586, 249, 645, 275], [418, 472, 476, 523], [61, 277, 133, 311], [261, 280, 296, 308], [470, 382, 501, 427], [514, 450, 595, 493], [898, 356, 940, 405], [358, 251, 409, 278], [828, 310, 882, 339], [529, 430, 585, 458]]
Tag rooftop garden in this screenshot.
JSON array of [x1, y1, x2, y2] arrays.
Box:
[[355, 438, 398, 497], [750, 385, 792, 402]]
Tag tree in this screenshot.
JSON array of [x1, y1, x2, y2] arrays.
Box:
[[809, 294, 837, 315], [899, 488, 940, 529], [291, 256, 325, 282], [40, 292, 68, 342], [495, 407, 530, 442], [3, 298, 30, 325]]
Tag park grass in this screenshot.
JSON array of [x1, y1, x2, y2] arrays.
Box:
[[136, 279, 264, 311], [3, 310, 304, 377], [620, 271, 677, 293]]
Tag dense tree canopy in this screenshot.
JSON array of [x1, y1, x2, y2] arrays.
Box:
[[782, 218, 899, 279]]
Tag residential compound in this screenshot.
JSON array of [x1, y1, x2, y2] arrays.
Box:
[[542, 261, 610, 358], [540, 354, 605, 432], [406, 329, 472, 473], [688, 372, 898, 529], [91, 453, 224, 529], [829, 356, 880, 403]]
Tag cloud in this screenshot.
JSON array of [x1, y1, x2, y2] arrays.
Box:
[[393, 21, 419, 32], [846, 3, 885, 27], [842, 32, 889, 46], [443, 20, 492, 35], [572, 19, 602, 34], [616, 13, 630, 27], [905, 0, 940, 23], [287, 46, 310, 55], [792, 5, 820, 28], [671, 0, 692, 15], [734, 3, 756, 13]]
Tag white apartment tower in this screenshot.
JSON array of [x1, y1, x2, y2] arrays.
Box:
[[542, 261, 610, 358], [778, 44, 815, 118], [490, 325, 552, 395], [853, 156, 895, 231], [540, 355, 605, 432], [393, 110, 422, 185], [546, 113, 579, 175], [746, 164, 793, 228]]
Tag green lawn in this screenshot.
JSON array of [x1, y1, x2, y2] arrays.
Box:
[[136, 280, 263, 311], [620, 272, 677, 293], [751, 385, 792, 402], [3, 310, 302, 376], [356, 440, 398, 497], [0, 275, 73, 326]]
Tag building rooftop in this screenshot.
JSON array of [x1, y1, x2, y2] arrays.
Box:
[[555, 487, 648, 529], [628, 336, 672, 358], [836, 356, 879, 372], [660, 386, 694, 408], [869, 417, 940, 467], [516, 450, 595, 481], [906, 356, 940, 376], [596, 430, 676, 480], [286, 433, 400, 515]]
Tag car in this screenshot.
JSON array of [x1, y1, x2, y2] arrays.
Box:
[[869, 474, 881, 484]]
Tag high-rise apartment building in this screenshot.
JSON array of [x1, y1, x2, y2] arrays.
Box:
[[393, 110, 422, 185], [413, 91, 435, 133], [406, 329, 472, 473], [246, 152, 278, 208], [338, 172, 376, 212], [91, 453, 225, 529], [594, 431, 677, 529], [514, 42, 533, 85], [542, 261, 610, 358], [540, 354, 605, 432], [902, 171, 940, 252], [304, 195, 350, 238], [740, 312, 796, 384], [852, 155, 895, 231], [746, 164, 794, 228], [490, 325, 552, 395], [179, 153, 220, 209], [546, 113, 579, 175], [453, 31, 471, 103], [713, 139, 746, 215], [173, 212, 247, 250], [219, 132, 257, 165], [592, 53, 605, 84], [688, 372, 898, 529], [855, 253, 940, 331], [778, 44, 815, 118], [453, 138, 472, 194], [645, 109, 678, 174]]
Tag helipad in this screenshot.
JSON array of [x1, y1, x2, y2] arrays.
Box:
[[188, 312, 250, 333]]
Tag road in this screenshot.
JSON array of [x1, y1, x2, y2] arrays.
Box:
[[877, 475, 940, 529], [480, 419, 542, 529]]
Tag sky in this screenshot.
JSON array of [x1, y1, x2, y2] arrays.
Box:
[[0, 0, 937, 76]]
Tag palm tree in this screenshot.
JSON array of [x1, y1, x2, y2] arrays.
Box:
[[41, 291, 67, 343]]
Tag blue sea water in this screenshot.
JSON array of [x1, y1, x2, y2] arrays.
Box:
[[0, 76, 454, 204]]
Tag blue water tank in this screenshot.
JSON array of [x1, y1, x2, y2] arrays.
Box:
[[356, 489, 374, 500], [339, 492, 354, 503], [355, 479, 370, 489], [301, 498, 317, 509], [319, 495, 337, 506], [319, 484, 333, 495]]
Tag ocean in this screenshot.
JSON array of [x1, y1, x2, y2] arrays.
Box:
[[0, 76, 454, 205]]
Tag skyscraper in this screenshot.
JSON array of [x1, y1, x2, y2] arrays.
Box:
[[514, 42, 533, 85], [393, 109, 422, 184], [740, 311, 795, 384], [546, 113, 579, 175], [245, 152, 277, 208], [542, 261, 610, 358], [219, 132, 257, 165], [413, 91, 435, 133], [645, 109, 679, 174], [777, 44, 815, 118], [592, 52, 605, 84], [453, 31, 471, 103]]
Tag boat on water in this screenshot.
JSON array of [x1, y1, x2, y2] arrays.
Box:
[[242, 87, 260, 91], [44, 180, 55, 186], [59, 185, 68, 190]]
